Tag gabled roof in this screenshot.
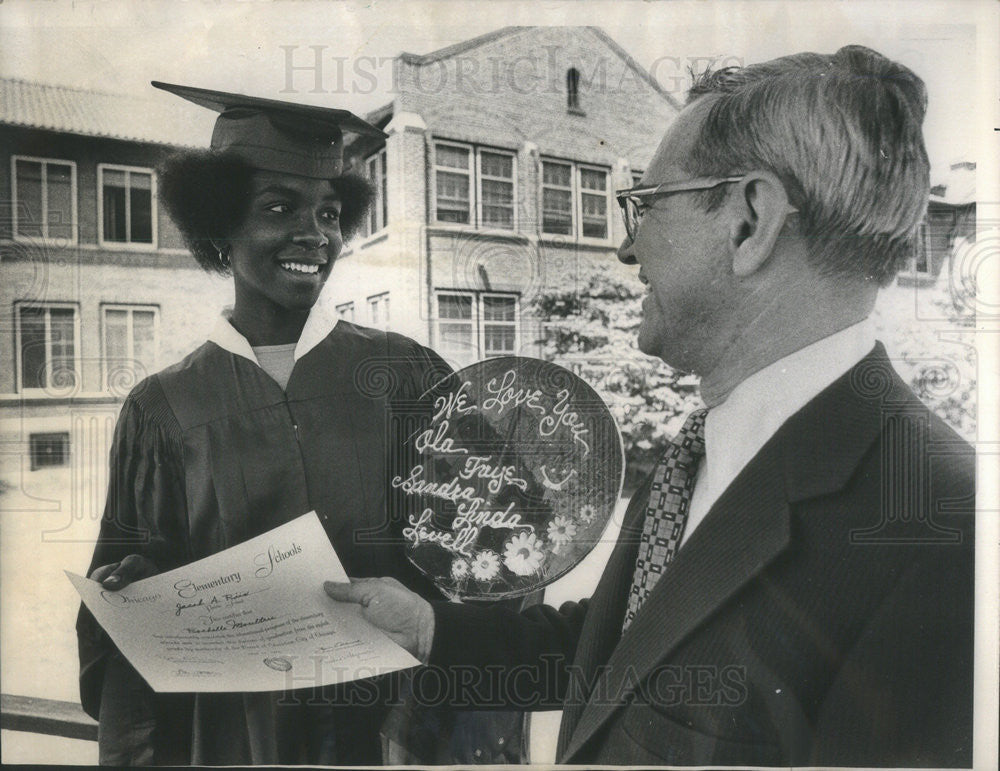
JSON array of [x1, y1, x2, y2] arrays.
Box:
[[398, 26, 681, 109], [0, 78, 209, 147]]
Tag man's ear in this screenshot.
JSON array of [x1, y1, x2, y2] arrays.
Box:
[[729, 171, 794, 277]]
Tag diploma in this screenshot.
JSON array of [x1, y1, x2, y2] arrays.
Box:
[[67, 511, 418, 692]]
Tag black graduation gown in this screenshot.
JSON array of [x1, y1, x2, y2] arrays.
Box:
[[76, 320, 450, 765]]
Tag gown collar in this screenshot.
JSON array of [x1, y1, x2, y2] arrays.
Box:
[[208, 304, 340, 366]]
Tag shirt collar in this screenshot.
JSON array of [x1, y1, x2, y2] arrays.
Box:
[[207, 304, 340, 365], [701, 320, 877, 495]]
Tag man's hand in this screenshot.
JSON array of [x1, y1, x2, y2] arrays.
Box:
[[89, 554, 158, 590], [324, 577, 435, 663]]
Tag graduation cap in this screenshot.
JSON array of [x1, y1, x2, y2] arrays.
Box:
[[152, 81, 386, 178]]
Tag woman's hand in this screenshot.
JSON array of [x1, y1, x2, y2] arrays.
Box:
[[324, 577, 435, 663], [89, 555, 159, 590]]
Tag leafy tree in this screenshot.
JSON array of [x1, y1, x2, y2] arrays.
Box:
[[533, 264, 702, 488], [534, 262, 977, 488]]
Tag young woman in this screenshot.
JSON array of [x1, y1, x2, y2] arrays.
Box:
[[77, 83, 448, 765]]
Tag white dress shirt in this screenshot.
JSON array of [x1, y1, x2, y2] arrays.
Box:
[[680, 320, 877, 547]]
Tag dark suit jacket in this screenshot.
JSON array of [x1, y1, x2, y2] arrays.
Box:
[[428, 345, 975, 766]]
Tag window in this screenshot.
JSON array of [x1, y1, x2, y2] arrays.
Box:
[[478, 150, 515, 229], [16, 303, 79, 392], [541, 160, 610, 240], [567, 67, 581, 112], [435, 291, 519, 362], [336, 301, 355, 322], [11, 156, 77, 243], [434, 142, 516, 230], [102, 305, 158, 389], [542, 161, 573, 235], [368, 292, 390, 328], [482, 295, 518, 357], [364, 149, 388, 236], [435, 144, 472, 224], [30, 432, 70, 471], [98, 165, 156, 246], [579, 167, 609, 239], [437, 293, 475, 360]]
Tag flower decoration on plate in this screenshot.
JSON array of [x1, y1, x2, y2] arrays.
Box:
[[546, 516, 577, 554], [503, 531, 545, 576], [579, 504, 597, 524], [451, 558, 470, 580], [471, 550, 501, 581]]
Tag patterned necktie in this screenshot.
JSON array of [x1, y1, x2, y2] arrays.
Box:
[[622, 408, 707, 631]]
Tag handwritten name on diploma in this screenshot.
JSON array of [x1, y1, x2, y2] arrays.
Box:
[[67, 512, 419, 693]]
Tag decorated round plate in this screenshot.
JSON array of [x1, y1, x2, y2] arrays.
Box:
[[396, 357, 624, 600]]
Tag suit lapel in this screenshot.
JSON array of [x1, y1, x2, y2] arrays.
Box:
[[558, 344, 897, 762], [559, 446, 791, 762], [556, 476, 651, 755]]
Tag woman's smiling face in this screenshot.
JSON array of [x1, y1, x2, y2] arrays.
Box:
[[226, 170, 344, 316]]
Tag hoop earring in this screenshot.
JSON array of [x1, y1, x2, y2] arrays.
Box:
[[218, 245, 231, 269]]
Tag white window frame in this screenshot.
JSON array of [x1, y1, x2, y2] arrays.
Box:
[[335, 301, 356, 322], [475, 147, 517, 231], [541, 159, 575, 238], [100, 304, 160, 391], [368, 292, 390, 327], [434, 290, 520, 362], [540, 158, 612, 243], [97, 163, 158, 249], [576, 163, 612, 243], [364, 148, 388, 237], [433, 140, 474, 226], [10, 155, 78, 245], [480, 292, 520, 357], [14, 301, 82, 395]]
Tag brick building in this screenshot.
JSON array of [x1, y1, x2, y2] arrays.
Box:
[[328, 26, 680, 365], [0, 79, 227, 530]]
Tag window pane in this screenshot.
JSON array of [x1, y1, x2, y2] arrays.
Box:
[[132, 311, 156, 371], [104, 309, 128, 360], [19, 307, 46, 389], [482, 179, 513, 228], [580, 168, 606, 191], [581, 191, 607, 238], [543, 188, 573, 234], [484, 326, 515, 356], [481, 152, 512, 179], [103, 185, 127, 242], [436, 170, 470, 223], [483, 296, 516, 321], [437, 171, 469, 201], [130, 184, 153, 243], [46, 163, 73, 240], [439, 295, 473, 319], [436, 145, 469, 170], [15, 160, 43, 237], [439, 322, 474, 353], [49, 308, 76, 387], [543, 162, 571, 187]]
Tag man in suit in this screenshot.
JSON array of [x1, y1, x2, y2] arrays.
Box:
[[326, 45, 974, 766]]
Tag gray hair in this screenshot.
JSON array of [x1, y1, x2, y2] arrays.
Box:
[[685, 45, 929, 285]]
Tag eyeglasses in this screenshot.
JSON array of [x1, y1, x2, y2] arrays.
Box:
[[615, 176, 744, 241]]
